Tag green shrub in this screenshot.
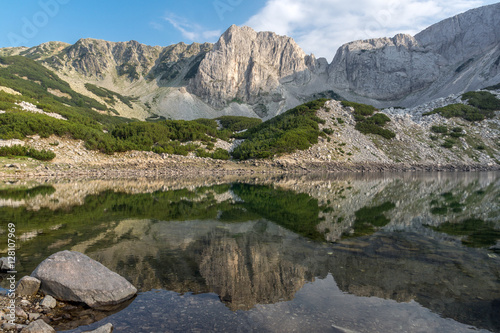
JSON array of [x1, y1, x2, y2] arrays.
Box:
[[206, 142, 215, 150], [216, 116, 262, 132], [484, 82, 500, 91], [355, 122, 396, 139], [212, 148, 230, 160], [0, 145, 55, 161], [366, 113, 391, 126], [462, 91, 500, 111], [345, 101, 395, 139], [441, 138, 456, 149], [423, 103, 494, 121], [431, 125, 448, 134], [322, 128, 334, 135], [196, 147, 230, 160], [232, 99, 328, 160], [341, 101, 377, 116], [27, 148, 56, 161], [449, 131, 465, 138]]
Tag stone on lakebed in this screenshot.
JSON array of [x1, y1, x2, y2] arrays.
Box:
[[31, 251, 137, 309]]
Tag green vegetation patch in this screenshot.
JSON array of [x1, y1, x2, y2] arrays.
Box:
[[341, 101, 376, 118], [0, 185, 56, 200], [429, 192, 464, 215], [424, 104, 493, 121], [484, 82, 500, 91], [84, 83, 136, 108], [231, 99, 328, 160], [195, 148, 230, 160], [429, 219, 500, 249], [0, 144, 55, 161], [0, 56, 108, 112], [232, 183, 325, 241], [342, 101, 395, 139], [344, 201, 396, 238], [216, 116, 262, 132], [116, 63, 139, 81], [424, 91, 499, 121], [462, 91, 500, 111]]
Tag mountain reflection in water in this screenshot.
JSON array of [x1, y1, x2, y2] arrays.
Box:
[[0, 172, 499, 332]]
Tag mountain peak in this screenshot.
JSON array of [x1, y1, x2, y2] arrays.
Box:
[[189, 25, 309, 114]]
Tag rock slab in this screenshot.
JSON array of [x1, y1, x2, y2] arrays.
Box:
[[16, 276, 41, 297], [40, 295, 57, 309], [31, 251, 137, 309], [20, 319, 55, 333]]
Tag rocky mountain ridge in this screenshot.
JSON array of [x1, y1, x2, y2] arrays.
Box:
[[0, 3, 499, 120]]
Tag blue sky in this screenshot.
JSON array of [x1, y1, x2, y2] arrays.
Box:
[[1, 0, 498, 60]]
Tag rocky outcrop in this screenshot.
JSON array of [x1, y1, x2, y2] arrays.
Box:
[[329, 3, 500, 106], [328, 34, 440, 101], [188, 25, 317, 116], [31, 251, 137, 309]]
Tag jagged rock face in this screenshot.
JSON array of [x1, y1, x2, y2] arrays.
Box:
[[415, 3, 500, 64], [150, 42, 212, 85], [328, 34, 440, 101], [44, 39, 211, 84], [189, 25, 312, 112], [61, 39, 162, 79], [329, 3, 500, 105]]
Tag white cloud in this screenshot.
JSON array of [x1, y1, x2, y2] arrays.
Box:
[[164, 13, 222, 42], [245, 0, 489, 60], [150, 21, 164, 31]]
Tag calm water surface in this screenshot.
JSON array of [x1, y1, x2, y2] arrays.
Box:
[[0, 172, 499, 332]]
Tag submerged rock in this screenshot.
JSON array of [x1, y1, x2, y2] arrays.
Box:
[[31, 251, 137, 309], [83, 323, 114, 333]]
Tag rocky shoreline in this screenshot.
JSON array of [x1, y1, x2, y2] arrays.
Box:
[[1, 156, 498, 180]]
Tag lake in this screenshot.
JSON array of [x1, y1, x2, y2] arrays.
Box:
[[1, 172, 499, 332]]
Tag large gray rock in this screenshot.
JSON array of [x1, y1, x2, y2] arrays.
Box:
[[16, 276, 41, 297], [31, 251, 137, 309], [20, 319, 55, 333]]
